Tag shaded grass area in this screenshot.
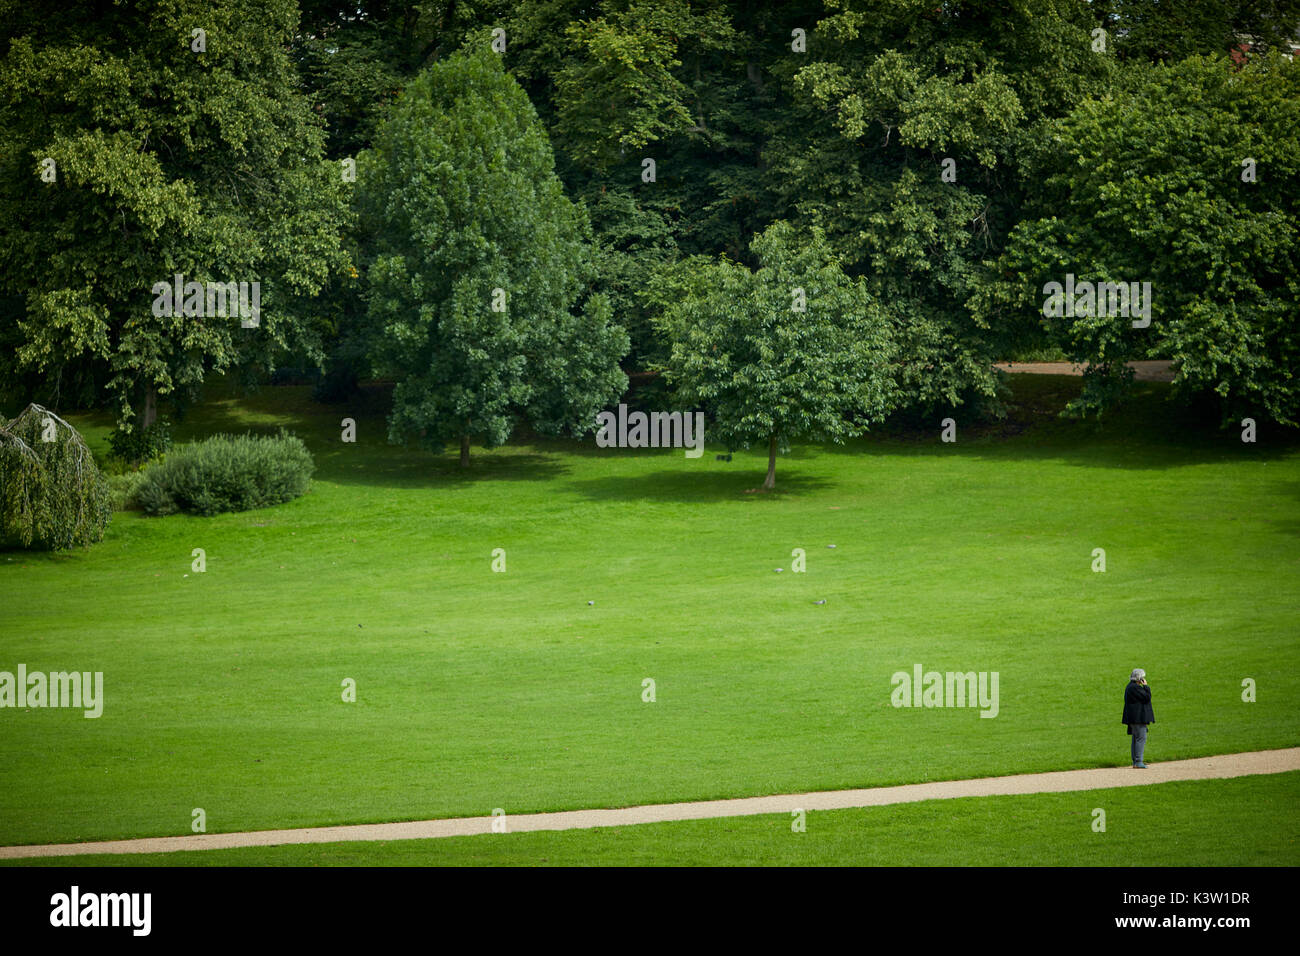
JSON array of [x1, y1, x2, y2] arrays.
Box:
[[1, 374, 1298, 847], [8, 771, 1296, 867]]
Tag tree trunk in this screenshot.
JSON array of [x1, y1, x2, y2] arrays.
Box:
[[142, 386, 157, 429], [459, 433, 470, 468], [763, 434, 777, 491]]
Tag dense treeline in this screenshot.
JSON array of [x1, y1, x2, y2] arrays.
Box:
[[1, 0, 1298, 470]]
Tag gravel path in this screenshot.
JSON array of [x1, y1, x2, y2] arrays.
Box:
[[995, 360, 1175, 381], [3, 747, 1296, 860]]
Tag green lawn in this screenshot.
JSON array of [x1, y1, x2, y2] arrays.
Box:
[[2, 375, 1298, 853], [7, 771, 1296, 867]]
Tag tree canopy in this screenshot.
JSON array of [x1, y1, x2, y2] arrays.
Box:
[[0, 0, 350, 428], [656, 222, 896, 489], [2, 0, 1297, 477], [356, 41, 628, 464], [974, 52, 1300, 424]]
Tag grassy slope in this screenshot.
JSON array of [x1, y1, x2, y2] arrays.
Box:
[[7, 771, 1297, 867], [1, 376, 1298, 847]]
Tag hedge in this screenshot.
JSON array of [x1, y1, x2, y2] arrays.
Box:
[[133, 432, 315, 517]]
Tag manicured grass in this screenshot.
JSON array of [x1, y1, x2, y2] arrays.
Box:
[[7, 771, 1296, 867], [2, 375, 1298, 850]]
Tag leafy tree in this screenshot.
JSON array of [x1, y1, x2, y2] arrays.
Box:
[[357, 42, 628, 466], [771, 0, 1116, 417], [107, 418, 173, 470], [551, 0, 739, 168], [293, 0, 513, 159], [584, 185, 680, 368], [0, 0, 350, 430], [655, 222, 896, 490], [973, 53, 1300, 425], [1101, 0, 1300, 62], [0, 404, 111, 550], [506, 0, 788, 362], [291, 3, 518, 396]]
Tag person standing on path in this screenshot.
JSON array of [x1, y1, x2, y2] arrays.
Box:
[[1123, 668, 1155, 768]]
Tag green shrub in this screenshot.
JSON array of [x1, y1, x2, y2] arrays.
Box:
[[0, 404, 112, 550], [108, 419, 172, 468], [106, 470, 149, 511], [134, 432, 315, 517]]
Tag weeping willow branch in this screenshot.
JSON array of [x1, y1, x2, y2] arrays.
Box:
[[0, 404, 111, 550]]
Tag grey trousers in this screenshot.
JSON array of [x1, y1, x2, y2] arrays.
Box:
[[1130, 724, 1148, 765]]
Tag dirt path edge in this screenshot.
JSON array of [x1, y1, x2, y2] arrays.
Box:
[[3, 747, 1296, 859]]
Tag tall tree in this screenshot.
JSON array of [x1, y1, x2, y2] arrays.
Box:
[[655, 221, 896, 490], [507, 0, 791, 364], [357, 40, 628, 466], [0, 0, 350, 429], [293, 0, 513, 160], [973, 52, 1300, 425], [773, 0, 1114, 415], [1101, 0, 1300, 62]]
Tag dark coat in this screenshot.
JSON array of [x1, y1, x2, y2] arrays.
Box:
[[1122, 681, 1154, 733]]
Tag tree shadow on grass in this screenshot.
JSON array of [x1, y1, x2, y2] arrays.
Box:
[[564, 468, 834, 503], [1263, 481, 1300, 536], [535, 379, 1300, 475], [314, 447, 570, 488], [1263, 518, 1300, 537], [157, 385, 570, 488], [69, 376, 1300, 493], [0, 548, 93, 566], [171, 395, 375, 447], [814, 380, 1300, 473]]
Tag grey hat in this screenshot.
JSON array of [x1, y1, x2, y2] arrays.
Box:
[[1130, 668, 1146, 681]]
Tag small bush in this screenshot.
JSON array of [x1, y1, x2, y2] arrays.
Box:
[[134, 432, 315, 517], [108, 419, 172, 468], [106, 470, 150, 511]]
